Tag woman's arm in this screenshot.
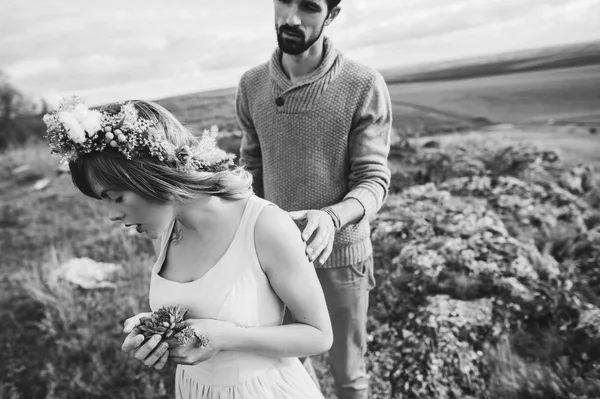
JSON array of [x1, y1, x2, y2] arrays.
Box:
[[217, 205, 333, 357]]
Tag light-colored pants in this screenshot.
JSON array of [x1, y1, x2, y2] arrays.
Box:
[[288, 256, 375, 399]]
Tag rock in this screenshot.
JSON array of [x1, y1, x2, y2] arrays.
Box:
[[395, 245, 446, 278], [11, 164, 44, 185], [57, 163, 70, 175], [50, 257, 122, 289], [499, 277, 535, 301], [422, 140, 440, 149], [426, 295, 494, 328], [12, 165, 30, 175], [32, 178, 51, 191], [576, 307, 600, 339]]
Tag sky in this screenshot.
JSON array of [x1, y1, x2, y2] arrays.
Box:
[[1, 0, 599, 106]]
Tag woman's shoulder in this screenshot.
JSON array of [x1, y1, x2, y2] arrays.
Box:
[[253, 203, 304, 259], [254, 202, 296, 237]]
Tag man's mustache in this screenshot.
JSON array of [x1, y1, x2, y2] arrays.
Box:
[[279, 26, 304, 38]]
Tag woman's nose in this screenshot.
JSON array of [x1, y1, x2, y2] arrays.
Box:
[[108, 210, 125, 222]]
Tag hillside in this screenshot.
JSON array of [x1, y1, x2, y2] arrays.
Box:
[[2, 124, 600, 398], [380, 41, 600, 84]]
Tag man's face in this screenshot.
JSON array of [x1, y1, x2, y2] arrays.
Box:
[[274, 0, 330, 55]]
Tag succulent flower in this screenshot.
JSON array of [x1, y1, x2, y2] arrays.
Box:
[[138, 305, 196, 346]]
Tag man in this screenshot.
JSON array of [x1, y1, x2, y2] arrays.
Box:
[[235, 1, 392, 398]]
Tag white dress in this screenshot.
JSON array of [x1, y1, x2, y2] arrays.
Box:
[[149, 195, 325, 399]]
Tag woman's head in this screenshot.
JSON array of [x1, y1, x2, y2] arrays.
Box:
[[44, 98, 252, 237], [69, 99, 251, 201]]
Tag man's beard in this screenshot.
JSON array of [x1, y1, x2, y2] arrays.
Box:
[[275, 22, 325, 55]]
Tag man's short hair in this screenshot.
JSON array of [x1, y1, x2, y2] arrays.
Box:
[[326, 0, 341, 11]]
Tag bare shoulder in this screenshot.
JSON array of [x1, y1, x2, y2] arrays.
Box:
[[255, 205, 301, 244], [254, 205, 306, 272]]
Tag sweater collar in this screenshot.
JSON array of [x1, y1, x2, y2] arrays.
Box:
[[269, 36, 339, 91]]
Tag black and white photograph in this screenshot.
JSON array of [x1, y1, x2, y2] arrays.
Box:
[[1, 1, 600, 398]]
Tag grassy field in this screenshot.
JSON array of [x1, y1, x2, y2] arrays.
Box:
[[387, 65, 600, 125], [382, 41, 600, 84], [2, 125, 600, 398]]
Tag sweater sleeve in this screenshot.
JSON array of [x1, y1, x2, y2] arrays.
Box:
[[236, 74, 264, 198], [344, 72, 392, 220]]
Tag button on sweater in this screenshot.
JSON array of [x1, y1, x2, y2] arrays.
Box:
[[236, 37, 392, 268]]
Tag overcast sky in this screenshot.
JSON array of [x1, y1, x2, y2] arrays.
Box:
[[1, 0, 599, 106]]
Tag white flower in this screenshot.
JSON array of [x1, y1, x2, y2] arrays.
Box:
[[58, 111, 86, 143], [72, 103, 89, 122], [58, 104, 102, 143], [80, 110, 102, 138]]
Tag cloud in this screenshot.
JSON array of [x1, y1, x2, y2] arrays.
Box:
[[1, 0, 599, 103], [5, 57, 61, 78], [79, 54, 124, 69]]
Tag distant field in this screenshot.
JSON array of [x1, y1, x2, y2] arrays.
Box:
[[411, 124, 600, 170], [387, 64, 600, 125], [3, 42, 598, 149], [156, 46, 600, 138], [383, 41, 600, 84]]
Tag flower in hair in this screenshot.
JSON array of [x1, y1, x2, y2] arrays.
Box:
[[43, 96, 235, 173], [43, 96, 165, 163], [57, 103, 102, 143]]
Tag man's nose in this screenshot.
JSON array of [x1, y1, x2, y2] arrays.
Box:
[[285, 7, 301, 26]]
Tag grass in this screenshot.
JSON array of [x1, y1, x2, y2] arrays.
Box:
[[1, 51, 600, 397], [3, 128, 600, 398], [0, 143, 338, 398]]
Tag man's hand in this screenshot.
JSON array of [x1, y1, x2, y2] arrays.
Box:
[[288, 210, 335, 265]]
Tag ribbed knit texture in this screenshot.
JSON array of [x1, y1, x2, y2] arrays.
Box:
[[236, 37, 392, 268]]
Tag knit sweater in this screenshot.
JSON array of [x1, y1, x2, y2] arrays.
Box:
[[236, 37, 392, 268]]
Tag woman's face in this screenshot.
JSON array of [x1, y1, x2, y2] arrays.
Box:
[[90, 180, 174, 240]]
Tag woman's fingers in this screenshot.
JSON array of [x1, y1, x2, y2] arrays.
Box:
[[133, 335, 162, 361], [123, 312, 151, 333], [144, 342, 169, 368], [121, 330, 145, 353], [154, 349, 170, 370]]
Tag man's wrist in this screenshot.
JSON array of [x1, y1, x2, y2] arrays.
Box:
[[321, 207, 341, 231]]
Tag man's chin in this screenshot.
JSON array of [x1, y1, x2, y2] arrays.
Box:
[[279, 44, 306, 55], [277, 37, 306, 55]]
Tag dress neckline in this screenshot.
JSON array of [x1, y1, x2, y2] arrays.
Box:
[[153, 196, 254, 285]]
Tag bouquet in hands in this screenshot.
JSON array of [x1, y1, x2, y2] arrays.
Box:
[[138, 305, 209, 349]]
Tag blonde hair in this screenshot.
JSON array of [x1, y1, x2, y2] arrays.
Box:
[[70, 100, 252, 202]]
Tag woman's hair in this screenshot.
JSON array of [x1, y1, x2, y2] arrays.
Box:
[[70, 100, 253, 202]]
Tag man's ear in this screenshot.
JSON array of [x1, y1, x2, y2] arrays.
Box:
[[325, 6, 341, 25]]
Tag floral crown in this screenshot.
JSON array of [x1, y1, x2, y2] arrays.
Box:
[[43, 96, 235, 173]]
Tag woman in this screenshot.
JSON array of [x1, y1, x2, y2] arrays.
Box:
[[43, 97, 332, 398]]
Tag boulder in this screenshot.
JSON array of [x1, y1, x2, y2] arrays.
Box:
[[50, 257, 122, 289]]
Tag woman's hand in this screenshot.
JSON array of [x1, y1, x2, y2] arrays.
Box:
[[121, 312, 169, 370], [167, 319, 234, 366]]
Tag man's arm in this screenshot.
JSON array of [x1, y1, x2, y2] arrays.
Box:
[[289, 72, 392, 264], [235, 75, 264, 198], [340, 71, 392, 223]]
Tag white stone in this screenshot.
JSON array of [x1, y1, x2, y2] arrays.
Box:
[[51, 257, 122, 289]]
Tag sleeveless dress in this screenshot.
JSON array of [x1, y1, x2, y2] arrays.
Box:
[[148, 195, 325, 399]]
